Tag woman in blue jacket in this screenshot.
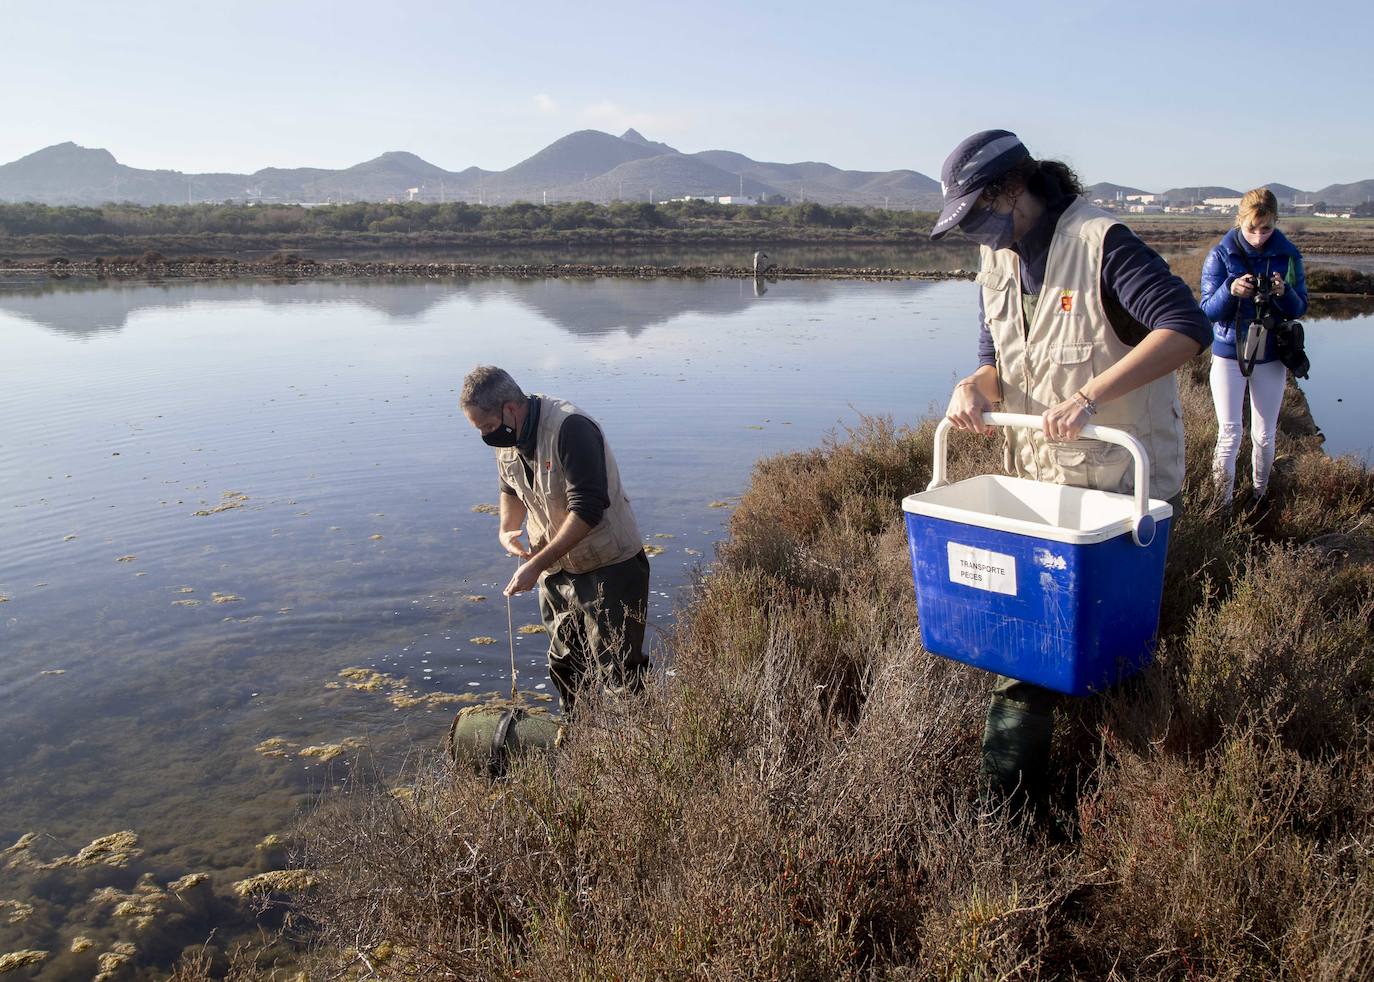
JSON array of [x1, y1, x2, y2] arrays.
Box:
[[1200, 187, 1308, 505]]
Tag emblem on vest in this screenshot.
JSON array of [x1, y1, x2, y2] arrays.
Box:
[[1058, 290, 1075, 314]]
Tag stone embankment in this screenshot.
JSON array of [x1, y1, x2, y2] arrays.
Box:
[[0, 254, 975, 283]]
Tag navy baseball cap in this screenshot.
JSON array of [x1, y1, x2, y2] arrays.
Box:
[[930, 129, 1031, 240]]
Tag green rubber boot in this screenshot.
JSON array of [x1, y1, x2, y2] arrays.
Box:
[[979, 696, 1054, 820]]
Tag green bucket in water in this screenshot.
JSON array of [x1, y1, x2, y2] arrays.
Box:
[[448, 702, 561, 778]]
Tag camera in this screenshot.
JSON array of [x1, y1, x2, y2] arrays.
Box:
[[1240, 271, 1308, 379]]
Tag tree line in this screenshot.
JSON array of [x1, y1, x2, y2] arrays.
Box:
[[0, 199, 936, 238]]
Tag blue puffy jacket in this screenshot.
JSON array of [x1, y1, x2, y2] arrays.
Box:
[[1201, 227, 1307, 362]]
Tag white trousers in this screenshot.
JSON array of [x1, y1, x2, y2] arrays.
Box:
[[1210, 355, 1287, 502]]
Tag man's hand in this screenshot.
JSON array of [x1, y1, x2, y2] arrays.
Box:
[[1042, 397, 1093, 441], [945, 379, 995, 436], [499, 528, 531, 559], [504, 560, 542, 596]]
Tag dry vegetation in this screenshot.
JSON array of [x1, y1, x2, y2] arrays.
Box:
[[174, 352, 1374, 981]]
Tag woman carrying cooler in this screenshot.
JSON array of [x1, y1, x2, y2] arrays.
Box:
[[1200, 188, 1308, 506], [931, 130, 1212, 819]]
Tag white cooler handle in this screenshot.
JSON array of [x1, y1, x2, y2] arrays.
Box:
[[928, 411, 1158, 547]]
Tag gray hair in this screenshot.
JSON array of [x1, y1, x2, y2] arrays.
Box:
[[460, 365, 525, 413]]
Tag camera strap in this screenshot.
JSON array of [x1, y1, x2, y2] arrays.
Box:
[[1233, 240, 1269, 378]]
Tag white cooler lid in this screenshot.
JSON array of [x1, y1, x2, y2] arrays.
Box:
[[902, 474, 1173, 546]]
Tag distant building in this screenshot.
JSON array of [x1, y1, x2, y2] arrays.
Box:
[[1128, 204, 1164, 213], [1125, 193, 1160, 204], [716, 195, 758, 206], [668, 195, 717, 204], [1204, 196, 1243, 209]]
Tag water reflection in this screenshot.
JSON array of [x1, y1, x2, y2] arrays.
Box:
[[0, 275, 863, 339]]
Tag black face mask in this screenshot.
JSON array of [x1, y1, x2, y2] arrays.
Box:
[[480, 409, 519, 448]]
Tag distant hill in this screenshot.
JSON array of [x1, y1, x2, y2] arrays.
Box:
[[1086, 182, 1149, 201], [497, 130, 662, 192], [569, 154, 779, 203], [619, 128, 678, 156], [0, 142, 199, 205], [1, 134, 1367, 211], [1312, 179, 1374, 206], [1160, 186, 1243, 203], [692, 149, 940, 207]]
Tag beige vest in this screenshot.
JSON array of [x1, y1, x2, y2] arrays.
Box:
[[497, 396, 643, 576], [978, 199, 1185, 500]]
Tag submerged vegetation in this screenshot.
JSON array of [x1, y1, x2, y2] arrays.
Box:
[[210, 354, 1374, 980]]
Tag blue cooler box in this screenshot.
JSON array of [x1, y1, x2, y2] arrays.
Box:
[[902, 414, 1173, 696]]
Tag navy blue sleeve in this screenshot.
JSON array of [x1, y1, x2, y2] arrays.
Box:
[[976, 290, 996, 367], [557, 414, 609, 528], [1199, 244, 1237, 323], [1102, 224, 1212, 350]]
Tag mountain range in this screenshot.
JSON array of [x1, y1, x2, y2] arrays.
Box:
[[1, 131, 1370, 209]]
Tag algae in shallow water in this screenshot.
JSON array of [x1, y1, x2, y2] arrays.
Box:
[[70, 936, 95, 953], [0, 950, 48, 973], [471, 503, 499, 515], [470, 636, 498, 645], [94, 942, 137, 982], [168, 872, 210, 893], [255, 738, 296, 758], [211, 592, 242, 604], [232, 869, 317, 897], [644, 545, 665, 557], [464, 594, 487, 602], [299, 738, 363, 762], [0, 900, 34, 924], [193, 490, 249, 516], [91, 873, 167, 932], [115, 555, 136, 562], [517, 623, 546, 635], [35, 830, 141, 870], [338, 667, 392, 692]]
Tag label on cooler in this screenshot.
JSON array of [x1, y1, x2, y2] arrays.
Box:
[[946, 542, 1017, 596]]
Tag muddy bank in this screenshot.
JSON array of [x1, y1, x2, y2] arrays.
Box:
[[0, 255, 976, 283]]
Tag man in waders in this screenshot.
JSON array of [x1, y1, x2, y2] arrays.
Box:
[[931, 131, 1211, 819], [460, 365, 650, 715]]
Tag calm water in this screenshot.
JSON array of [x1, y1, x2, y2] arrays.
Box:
[[0, 274, 1367, 975]]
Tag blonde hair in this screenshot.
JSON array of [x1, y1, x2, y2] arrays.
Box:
[[1236, 187, 1279, 228]]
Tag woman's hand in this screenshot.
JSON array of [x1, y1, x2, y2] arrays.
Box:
[[1042, 397, 1093, 441], [1230, 274, 1256, 298], [1270, 272, 1286, 296], [945, 379, 995, 436]]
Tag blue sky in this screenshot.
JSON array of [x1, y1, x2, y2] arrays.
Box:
[[4, 0, 1368, 191]]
